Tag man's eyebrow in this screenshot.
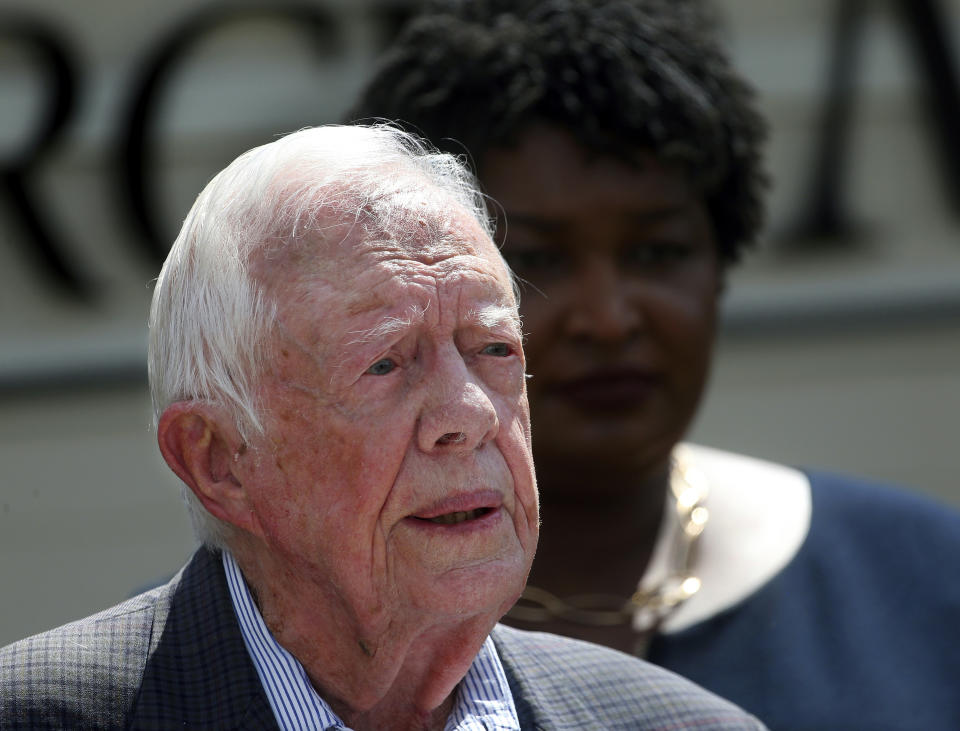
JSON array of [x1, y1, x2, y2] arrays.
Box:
[[469, 303, 522, 334], [346, 304, 428, 345], [347, 303, 520, 345]]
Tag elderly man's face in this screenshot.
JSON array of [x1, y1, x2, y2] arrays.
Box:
[[240, 205, 538, 627]]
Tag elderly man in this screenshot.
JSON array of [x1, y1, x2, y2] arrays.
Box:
[[0, 125, 763, 730]]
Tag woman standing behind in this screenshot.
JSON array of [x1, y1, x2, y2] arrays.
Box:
[[349, 2, 960, 728]]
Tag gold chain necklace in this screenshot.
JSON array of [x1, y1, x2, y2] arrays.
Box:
[[507, 449, 709, 631]]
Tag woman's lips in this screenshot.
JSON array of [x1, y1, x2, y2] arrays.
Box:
[[548, 370, 661, 410]]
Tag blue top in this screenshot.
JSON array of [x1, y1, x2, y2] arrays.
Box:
[[647, 471, 960, 731]]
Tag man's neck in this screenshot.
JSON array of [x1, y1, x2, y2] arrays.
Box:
[[228, 540, 498, 731]]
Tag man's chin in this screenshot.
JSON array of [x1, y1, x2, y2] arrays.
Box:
[[404, 553, 530, 619]]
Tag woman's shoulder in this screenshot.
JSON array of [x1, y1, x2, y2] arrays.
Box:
[[683, 442, 960, 577], [803, 466, 959, 518]]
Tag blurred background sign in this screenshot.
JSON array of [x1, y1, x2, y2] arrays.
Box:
[[0, 0, 412, 389], [1, 0, 958, 645]]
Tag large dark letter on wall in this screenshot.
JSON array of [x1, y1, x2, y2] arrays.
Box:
[[0, 13, 85, 297], [788, 0, 960, 250], [115, 2, 342, 266]]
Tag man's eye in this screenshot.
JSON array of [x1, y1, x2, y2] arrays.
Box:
[[481, 343, 512, 357], [366, 358, 397, 375]]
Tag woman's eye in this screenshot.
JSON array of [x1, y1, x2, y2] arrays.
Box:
[[624, 242, 692, 267], [481, 342, 512, 357], [503, 248, 567, 274], [366, 358, 397, 376]]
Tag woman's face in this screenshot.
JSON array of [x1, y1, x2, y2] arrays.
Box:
[[481, 124, 723, 487]]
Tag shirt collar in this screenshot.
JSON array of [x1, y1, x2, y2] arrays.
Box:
[[638, 443, 811, 634], [222, 550, 520, 731]]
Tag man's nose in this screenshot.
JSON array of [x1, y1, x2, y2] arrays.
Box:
[[417, 355, 499, 453], [565, 262, 642, 342]]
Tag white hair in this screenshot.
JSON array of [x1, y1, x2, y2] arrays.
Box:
[[148, 124, 497, 548]]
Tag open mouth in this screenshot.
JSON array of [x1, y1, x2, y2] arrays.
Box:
[[415, 507, 494, 525]]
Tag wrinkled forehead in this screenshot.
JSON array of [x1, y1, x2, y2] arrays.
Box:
[[252, 197, 511, 305], [361, 195, 494, 262]]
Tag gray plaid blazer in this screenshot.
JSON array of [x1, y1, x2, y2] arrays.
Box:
[[1, 548, 764, 730]]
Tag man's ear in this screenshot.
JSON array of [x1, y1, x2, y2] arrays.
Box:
[[157, 402, 259, 535]]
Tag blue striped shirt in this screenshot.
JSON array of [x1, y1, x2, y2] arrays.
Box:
[[223, 551, 520, 731]]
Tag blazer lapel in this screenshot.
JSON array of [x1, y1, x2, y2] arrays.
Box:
[[129, 548, 279, 730]]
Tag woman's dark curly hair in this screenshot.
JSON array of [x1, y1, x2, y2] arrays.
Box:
[[348, 0, 768, 264]]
